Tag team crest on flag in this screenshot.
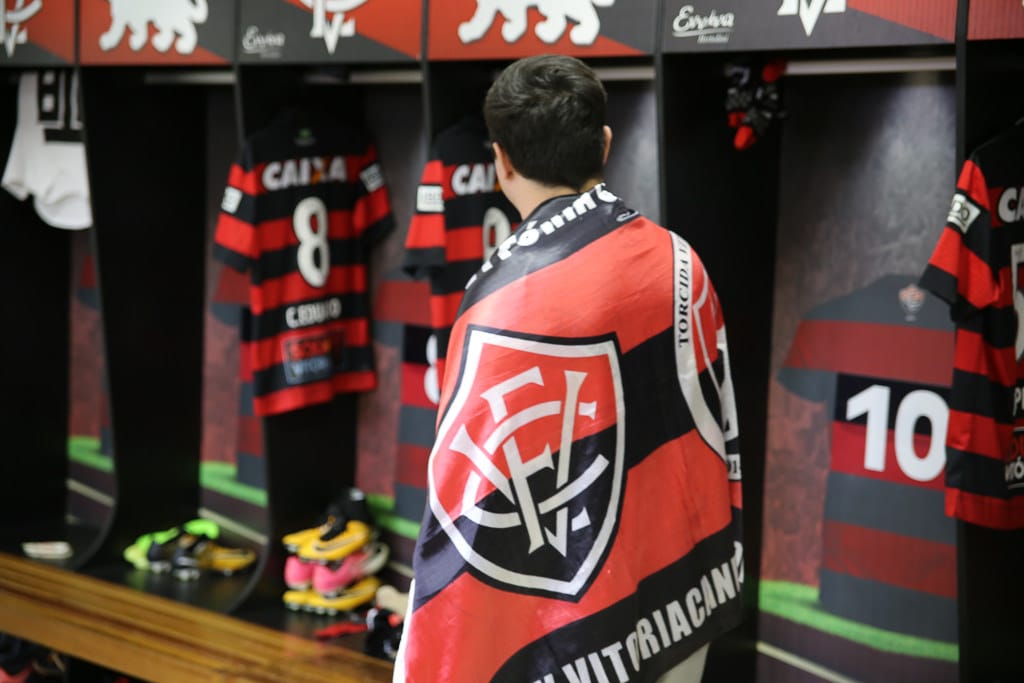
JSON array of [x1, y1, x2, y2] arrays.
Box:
[[429, 327, 625, 599]]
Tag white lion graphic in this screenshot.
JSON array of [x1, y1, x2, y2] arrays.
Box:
[[458, 0, 615, 46], [99, 0, 209, 54]]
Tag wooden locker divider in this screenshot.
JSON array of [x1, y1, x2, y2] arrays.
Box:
[[955, 1, 1024, 678], [77, 66, 231, 603], [658, 51, 779, 682], [0, 71, 77, 554]]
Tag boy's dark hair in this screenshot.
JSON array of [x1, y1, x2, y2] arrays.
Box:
[[484, 55, 607, 190]]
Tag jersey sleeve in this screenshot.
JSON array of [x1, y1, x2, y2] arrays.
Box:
[[777, 320, 837, 404], [403, 155, 448, 280], [920, 158, 1000, 320], [213, 147, 261, 274], [352, 143, 394, 246]]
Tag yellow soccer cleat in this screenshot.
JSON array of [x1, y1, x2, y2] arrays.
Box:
[[304, 576, 381, 616]]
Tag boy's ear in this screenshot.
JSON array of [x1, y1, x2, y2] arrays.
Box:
[[602, 125, 613, 165], [492, 141, 515, 181]]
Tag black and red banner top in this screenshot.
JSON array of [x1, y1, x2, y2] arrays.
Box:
[[969, 0, 1024, 40], [661, 0, 956, 53], [238, 0, 420, 64]]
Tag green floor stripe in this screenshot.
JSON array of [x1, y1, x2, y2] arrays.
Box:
[[199, 461, 267, 508], [67, 436, 113, 473], [759, 580, 958, 663], [367, 493, 421, 540]]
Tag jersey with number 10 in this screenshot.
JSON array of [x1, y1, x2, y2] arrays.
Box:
[[214, 110, 393, 417]]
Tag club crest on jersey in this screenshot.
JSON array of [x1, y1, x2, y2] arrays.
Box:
[[429, 327, 625, 598], [1, 0, 41, 58], [898, 284, 925, 321]]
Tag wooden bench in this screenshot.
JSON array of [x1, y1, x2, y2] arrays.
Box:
[[0, 553, 394, 682]]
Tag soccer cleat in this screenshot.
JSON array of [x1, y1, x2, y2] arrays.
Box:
[[283, 487, 373, 554], [296, 488, 376, 564], [284, 555, 315, 590], [281, 506, 342, 554], [124, 519, 219, 572], [304, 576, 381, 616], [297, 520, 372, 565], [282, 588, 316, 611], [312, 542, 389, 597], [171, 534, 257, 581]]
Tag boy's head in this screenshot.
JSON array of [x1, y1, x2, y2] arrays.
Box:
[[484, 55, 608, 191]]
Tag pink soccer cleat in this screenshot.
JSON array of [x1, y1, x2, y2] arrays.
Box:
[[312, 541, 389, 597]]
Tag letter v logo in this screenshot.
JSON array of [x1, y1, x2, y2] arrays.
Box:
[[777, 0, 846, 36]]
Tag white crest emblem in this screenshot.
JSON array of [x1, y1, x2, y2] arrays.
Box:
[[1, 0, 42, 58], [429, 328, 625, 598], [99, 0, 209, 54], [777, 0, 845, 36], [458, 0, 615, 46], [301, 0, 368, 55]]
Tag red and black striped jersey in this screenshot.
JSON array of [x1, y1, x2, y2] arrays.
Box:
[[920, 126, 1024, 529], [403, 116, 520, 382], [398, 185, 743, 683], [214, 109, 393, 417], [777, 275, 957, 643], [393, 118, 520, 566]]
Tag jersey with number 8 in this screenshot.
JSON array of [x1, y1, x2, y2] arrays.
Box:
[[213, 109, 393, 417]]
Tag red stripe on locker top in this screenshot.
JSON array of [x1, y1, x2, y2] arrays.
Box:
[[785, 320, 954, 386], [847, 0, 956, 41], [395, 443, 431, 489], [821, 520, 956, 598], [374, 279, 432, 326], [236, 415, 263, 456], [400, 362, 439, 410]]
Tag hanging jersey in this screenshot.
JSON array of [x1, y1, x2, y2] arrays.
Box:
[[920, 126, 1024, 529], [398, 185, 743, 683], [778, 275, 957, 642], [394, 117, 520, 554], [403, 116, 519, 381], [214, 109, 393, 417], [2, 70, 91, 230]]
